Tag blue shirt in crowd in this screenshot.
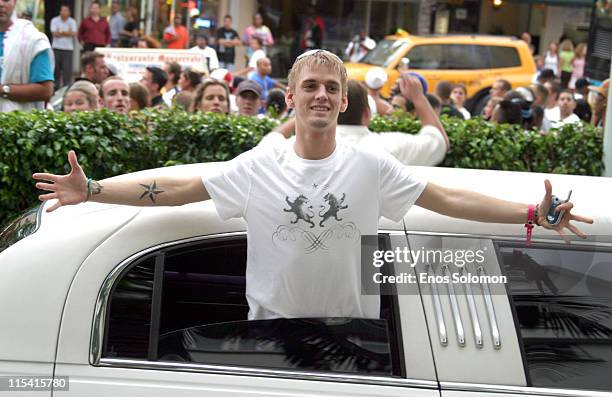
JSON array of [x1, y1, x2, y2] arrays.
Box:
[[0, 31, 54, 83], [250, 73, 276, 101]]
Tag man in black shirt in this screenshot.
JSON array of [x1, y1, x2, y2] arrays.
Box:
[[216, 15, 241, 71], [141, 66, 167, 109]]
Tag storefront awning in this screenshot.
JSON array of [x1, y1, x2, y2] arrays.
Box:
[[506, 0, 594, 7]]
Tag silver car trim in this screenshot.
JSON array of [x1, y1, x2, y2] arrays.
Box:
[[427, 264, 448, 346], [90, 230, 407, 365], [98, 358, 439, 389], [405, 230, 612, 247], [442, 264, 465, 346], [478, 266, 501, 349], [441, 381, 612, 396], [379, 229, 408, 235], [90, 231, 249, 365], [461, 268, 483, 348]]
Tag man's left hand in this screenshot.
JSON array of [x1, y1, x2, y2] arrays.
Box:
[[537, 179, 593, 243]]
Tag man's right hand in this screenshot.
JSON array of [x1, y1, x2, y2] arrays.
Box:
[[398, 73, 424, 101], [32, 151, 87, 212], [34, 152, 210, 210], [398, 73, 449, 150]]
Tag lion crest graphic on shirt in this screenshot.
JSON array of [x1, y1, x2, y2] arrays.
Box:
[[273, 192, 360, 253], [319, 193, 347, 227], [283, 195, 315, 228]]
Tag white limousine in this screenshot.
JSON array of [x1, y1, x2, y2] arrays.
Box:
[[1, 163, 611, 397]]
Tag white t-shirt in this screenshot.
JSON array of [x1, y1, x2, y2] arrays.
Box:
[[458, 107, 471, 120], [367, 95, 377, 116], [203, 140, 426, 320], [544, 52, 558, 75], [335, 125, 447, 166], [248, 49, 266, 69], [551, 113, 581, 129], [544, 106, 560, 123], [162, 86, 179, 107], [190, 45, 220, 71], [50, 16, 77, 51]]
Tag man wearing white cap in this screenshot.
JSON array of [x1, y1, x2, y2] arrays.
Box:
[[364, 67, 393, 116]]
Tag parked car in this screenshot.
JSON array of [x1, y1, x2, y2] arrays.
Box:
[[345, 33, 536, 113], [1, 163, 610, 396]]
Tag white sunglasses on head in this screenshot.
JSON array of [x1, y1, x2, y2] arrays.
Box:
[[296, 49, 343, 63]]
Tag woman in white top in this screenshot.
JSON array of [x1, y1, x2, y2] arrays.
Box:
[[543, 41, 559, 76], [450, 83, 471, 119], [247, 37, 266, 69]]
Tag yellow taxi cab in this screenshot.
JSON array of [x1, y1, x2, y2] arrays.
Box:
[[346, 33, 536, 111]]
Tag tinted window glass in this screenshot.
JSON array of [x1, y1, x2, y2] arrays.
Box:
[[361, 39, 409, 67], [407, 45, 490, 70], [0, 205, 42, 253], [499, 244, 612, 392], [444, 45, 489, 69], [104, 257, 155, 358], [488, 46, 521, 68], [158, 318, 393, 376], [160, 239, 248, 335], [406, 45, 442, 69], [104, 235, 403, 377]]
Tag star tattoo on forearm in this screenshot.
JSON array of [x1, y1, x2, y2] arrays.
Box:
[[139, 180, 164, 203]]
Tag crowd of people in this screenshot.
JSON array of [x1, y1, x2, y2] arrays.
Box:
[[510, 32, 607, 130], [56, 50, 290, 119], [47, 1, 380, 89], [322, 62, 608, 135], [1, 0, 608, 151], [50, 1, 278, 89], [473, 74, 608, 133]]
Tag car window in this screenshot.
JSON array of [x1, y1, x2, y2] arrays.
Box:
[[0, 205, 42, 254], [488, 46, 521, 68], [361, 39, 410, 67], [104, 256, 156, 358], [406, 45, 442, 70], [444, 45, 489, 69], [103, 235, 403, 377], [158, 318, 393, 375], [407, 44, 490, 70], [498, 244, 612, 393]]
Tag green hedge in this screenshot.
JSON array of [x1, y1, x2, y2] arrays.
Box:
[[0, 109, 276, 226], [0, 109, 604, 226], [370, 114, 604, 175]]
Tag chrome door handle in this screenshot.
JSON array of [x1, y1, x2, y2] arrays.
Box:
[[462, 267, 483, 348], [427, 264, 447, 346], [442, 264, 465, 346], [478, 266, 501, 349]]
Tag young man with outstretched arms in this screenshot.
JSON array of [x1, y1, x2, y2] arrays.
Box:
[[34, 51, 592, 320]]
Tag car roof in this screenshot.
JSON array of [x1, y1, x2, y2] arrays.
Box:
[[38, 162, 610, 244], [384, 34, 524, 46], [2, 163, 607, 367], [405, 166, 610, 240]]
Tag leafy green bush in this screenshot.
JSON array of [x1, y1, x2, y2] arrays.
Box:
[[0, 109, 603, 226], [370, 114, 604, 175], [0, 109, 276, 225]]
